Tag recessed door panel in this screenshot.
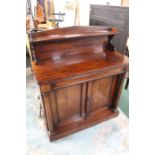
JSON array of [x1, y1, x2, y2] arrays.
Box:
[[87, 76, 117, 113], [56, 84, 81, 121], [50, 83, 84, 127]]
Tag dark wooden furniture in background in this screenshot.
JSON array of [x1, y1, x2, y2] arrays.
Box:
[[29, 26, 129, 141], [89, 5, 129, 89], [89, 5, 129, 54]]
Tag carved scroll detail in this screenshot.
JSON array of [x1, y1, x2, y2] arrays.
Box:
[[106, 35, 115, 51]]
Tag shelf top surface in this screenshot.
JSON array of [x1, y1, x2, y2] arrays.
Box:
[[30, 26, 118, 43], [32, 51, 128, 84]]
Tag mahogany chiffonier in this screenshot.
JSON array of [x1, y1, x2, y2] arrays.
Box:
[[29, 26, 129, 141]]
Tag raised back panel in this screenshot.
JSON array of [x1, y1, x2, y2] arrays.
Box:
[[33, 36, 107, 62], [30, 26, 118, 63]]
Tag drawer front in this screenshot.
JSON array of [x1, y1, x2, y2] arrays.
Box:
[[45, 66, 125, 90]]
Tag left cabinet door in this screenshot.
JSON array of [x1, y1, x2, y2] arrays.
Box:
[[41, 83, 86, 131]]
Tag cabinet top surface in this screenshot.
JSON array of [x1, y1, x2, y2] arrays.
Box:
[[30, 26, 118, 43], [32, 50, 128, 84]]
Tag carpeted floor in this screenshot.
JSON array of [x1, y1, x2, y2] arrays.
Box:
[[26, 68, 129, 155]]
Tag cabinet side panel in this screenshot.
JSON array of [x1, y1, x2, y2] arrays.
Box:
[[49, 92, 59, 127], [110, 73, 126, 110], [108, 76, 118, 104], [42, 93, 55, 135]]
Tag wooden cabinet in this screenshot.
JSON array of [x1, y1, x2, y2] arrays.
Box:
[[29, 26, 128, 141], [39, 73, 125, 141]]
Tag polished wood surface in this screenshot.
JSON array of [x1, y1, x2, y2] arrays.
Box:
[[29, 26, 118, 63], [30, 26, 129, 141], [90, 76, 114, 112], [32, 51, 128, 85], [30, 26, 117, 42]]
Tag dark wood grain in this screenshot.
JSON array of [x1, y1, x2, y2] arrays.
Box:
[[89, 5, 129, 54], [29, 26, 118, 63], [90, 76, 113, 111], [49, 108, 119, 141], [30, 26, 129, 141], [30, 26, 116, 42], [32, 51, 128, 85]]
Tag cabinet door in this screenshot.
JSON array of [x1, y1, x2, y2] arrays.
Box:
[[48, 83, 86, 128], [86, 75, 117, 115]]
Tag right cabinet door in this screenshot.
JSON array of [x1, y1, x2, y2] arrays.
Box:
[[86, 75, 118, 115]]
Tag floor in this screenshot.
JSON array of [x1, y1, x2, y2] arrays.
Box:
[[26, 68, 129, 155]]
